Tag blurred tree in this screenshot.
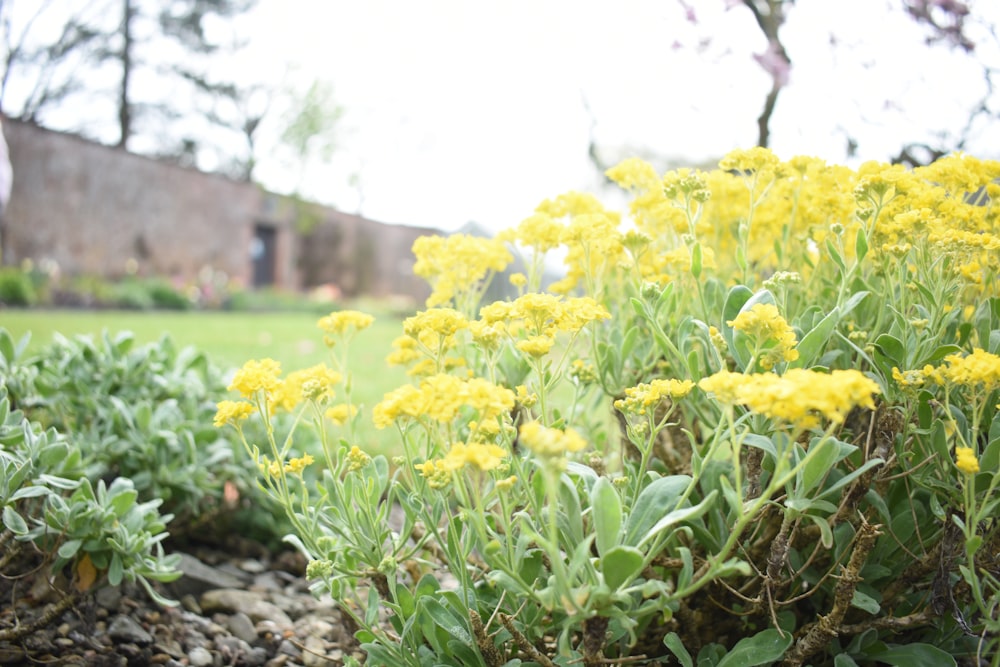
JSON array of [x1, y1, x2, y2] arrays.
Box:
[[0, 0, 261, 173], [732, 0, 996, 163]]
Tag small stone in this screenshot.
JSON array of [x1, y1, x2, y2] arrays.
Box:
[[227, 611, 258, 644], [57, 622, 71, 636], [54, 637, 75, 648], [200, 589, 293, 629], [180, 594, 202, 614], [215, 635, 252, 663], [107, 614, 154, 646], [264, 656, 289, 667], [245, 646, 269, 666], [302, 635, 328, 667], [150, 653, 173, 664], [188, 646, 214, 667], [240, 558, 266, 574], [277, 639, 301, 659], [95, 585, 123, 610]]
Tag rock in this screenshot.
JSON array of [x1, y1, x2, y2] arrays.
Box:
[[107, 614, 153, 646], [188, 646, 214, 667], [95, 585, 123, 610], [170, 552, 249, 599], [301, 635, 328, 667], [227, 611, 258, 644], [200, 589, 293, 629]]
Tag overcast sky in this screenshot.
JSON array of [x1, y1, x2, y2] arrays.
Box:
[[234, 0, 1000, 234]]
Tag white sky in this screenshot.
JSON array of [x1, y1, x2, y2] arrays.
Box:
[[8, 0, 1000, 235], [237, 0, 1000, 234]]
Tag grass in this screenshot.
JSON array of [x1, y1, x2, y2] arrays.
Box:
[[2, 307, 415, 455]]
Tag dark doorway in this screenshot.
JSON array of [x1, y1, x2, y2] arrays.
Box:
[[251, 224, 277, 287]]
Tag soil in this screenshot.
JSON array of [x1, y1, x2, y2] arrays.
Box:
[[0, 533, 362, 667]]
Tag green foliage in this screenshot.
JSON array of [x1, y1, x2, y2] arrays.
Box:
[[0, 387, 179, 628], [223, 150, 1000, 666], [1, 327, 264, 529], [0, 267, 37, 306]]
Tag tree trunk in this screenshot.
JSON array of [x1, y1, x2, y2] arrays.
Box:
[[117, 0, 134, 148]]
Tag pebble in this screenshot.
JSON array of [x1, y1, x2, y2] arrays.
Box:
[[107, 614, 154, 645], [227, 611, 258, 644], [200, 589, 294, 629], [188, 646, 214, 667]]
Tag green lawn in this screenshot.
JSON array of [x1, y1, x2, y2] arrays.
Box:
[[2, 308, 414, 455]]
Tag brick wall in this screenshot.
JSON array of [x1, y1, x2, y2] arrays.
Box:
[[1, 119, 436, 303]]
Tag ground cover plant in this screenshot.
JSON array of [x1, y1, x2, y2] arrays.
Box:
[[218, 148, 1000, 666]]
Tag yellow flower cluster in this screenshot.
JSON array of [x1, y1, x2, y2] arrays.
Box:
[[614, 379, 696, 416], [698, 369, 880, 429], [728, 303, 800, 369], [412, 234, 512, 307], [317, 310, 375, 337], [955, 446, 980, 475], [373, 374, 515, 429], [518, 421, 587, 463], [932, 349, 1000, 392], [272, 363, 342, 411], [213, 399, 255, 428], [325, 403, 357, 426], [414, 441, 508, 487], [480, 293, 611, 336], [346, 445, 371, 472], [228, 358, 282, 399]]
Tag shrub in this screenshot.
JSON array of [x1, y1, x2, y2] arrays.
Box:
[[0, 387, 179, 639], [1, 328, 265, 532], [0, 267, 37, 306], [219, 150, 1000, 666]]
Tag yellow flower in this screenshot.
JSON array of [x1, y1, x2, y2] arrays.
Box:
[[444, 441, 508, 472], [228, 358, 282, 399], [517, 335, 555, 358], [325, 403, 357, 425], [213, 400, 255, 428], [372, 374, 515, 429], [272, 364, 341, 411], [347, 445, 371, 472], [412, 234, 512, 307], [317, 310, 375, 336], [955, 446, 980, 475], [284, 453, 315, 475], [414, 458, 455, 489], [935, 349, 1000, 392], [519, 421, 587, 459], [615, 379, 695, 415], [509, 272, 527, 288], [495, 475, 518, 491], [728, 303, 799, 369], [698, 369, 879, 430]]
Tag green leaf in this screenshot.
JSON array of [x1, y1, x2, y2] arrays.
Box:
[[636, 490, 717, 549], [601, 545, 644, 591], [590, 476, 622, 557], [833, 655, 860, 667], [854, 227, 868, 262], [716, 628, 793, 667], [872, 333, 905, 371], [721, 285, 753, 354], [850, 590, 880, 614], [58, 539, 83, 559], [791, 307, 840, 369], [691, 242, 703, 279], [623, 475, 691, 547], [108, 553, 124, 586], [0, 329, 13, 362], [865, 642, 956, 667], [109, 488, 138, 517], [800, 438, 839, 494], [826, 238, 846, 273], [663, 632, 694, 667], [3, 505, 28, 535]]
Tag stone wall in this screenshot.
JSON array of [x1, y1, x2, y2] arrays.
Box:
[[1, 119, 436, 302]]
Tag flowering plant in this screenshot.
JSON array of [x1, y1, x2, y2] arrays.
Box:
[[219, 149, 1000, 666]]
